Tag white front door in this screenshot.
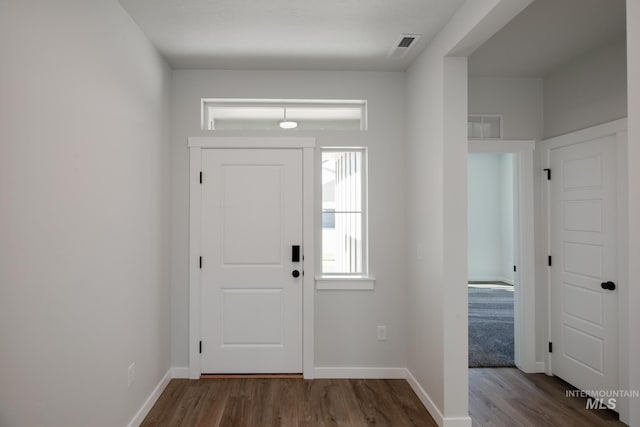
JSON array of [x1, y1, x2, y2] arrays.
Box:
[[200, 149, 303, 374], [550, 136, 618, 399]]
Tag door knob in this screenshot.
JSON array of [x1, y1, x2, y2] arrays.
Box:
[[601, 281, 616, 291], [292, 270, 300, 278]]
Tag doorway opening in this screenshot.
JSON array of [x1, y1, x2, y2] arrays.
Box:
[[468, 152, 515, 367]]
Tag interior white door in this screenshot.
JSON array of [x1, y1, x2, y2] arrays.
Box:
[[550, 136, 618, 399], [200, 149, 303, 373]]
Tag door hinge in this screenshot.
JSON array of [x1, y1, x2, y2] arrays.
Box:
[[199, 256, 202, 269], [543, 168, 551, 180], [548, 255, 552, 267], [513, 265, 517, 272], [199, 341, 202, 354], [199, 171, 203, 184], [549, 342, 553, 353]]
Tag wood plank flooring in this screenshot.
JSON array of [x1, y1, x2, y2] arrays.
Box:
[[142, 369, 625, 426], [470, 368, 624, 426], [141, 378, 438, 426]]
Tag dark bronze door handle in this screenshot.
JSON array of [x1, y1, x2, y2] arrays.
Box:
[[601, 281, 616, 291]]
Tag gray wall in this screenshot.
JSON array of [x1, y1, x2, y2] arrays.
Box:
[[170, 70, 407, 369], [469, 77, 544, 140], [544, 36, 627, 138], [0, 0, 172, 426]]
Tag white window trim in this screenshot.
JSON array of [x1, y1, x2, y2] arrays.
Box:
[[201, 99, 368, 131], [315, 276, 375, 291], [468, 114, 503, 140], [316, 147, 373, 290]]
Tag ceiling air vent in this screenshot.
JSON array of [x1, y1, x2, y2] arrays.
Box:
[[398, 36, 416, 48], [389, 33, 421, 58]]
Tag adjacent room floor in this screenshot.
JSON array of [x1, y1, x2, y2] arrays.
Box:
[[468, 282, 515, 368]]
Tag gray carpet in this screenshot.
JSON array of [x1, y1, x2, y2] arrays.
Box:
[[468, 284, 514, 368]]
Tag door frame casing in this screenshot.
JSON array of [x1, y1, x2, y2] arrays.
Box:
[[468, 139, 538, 373], [187, 137, 316, 379], [540, 119, 628, 423]]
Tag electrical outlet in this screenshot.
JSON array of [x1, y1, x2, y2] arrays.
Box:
[[128, 362, 135, 387], [377, 325, 387, 341]]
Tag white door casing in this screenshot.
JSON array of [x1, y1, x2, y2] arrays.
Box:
[[467, 139, 538, 373], [549, 136, 618, 399], [188, 137, 316, 379], [200, 149, 303, 373]]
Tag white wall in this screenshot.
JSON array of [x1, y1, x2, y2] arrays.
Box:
[[468, 153, 514, 283], [405, 1, 531, 424], [469, 77, 544, 140], [468, 154, 502, 279], [626, 0, 640, 424], [544, 36, 627, 139], [0, 1, 172, 426], [170, 70, 407, 369]]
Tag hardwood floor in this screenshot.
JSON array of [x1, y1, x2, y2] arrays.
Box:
[[470, 368, 624, 426], [142, 369, 625, 426], [141, 378, 438, 426]]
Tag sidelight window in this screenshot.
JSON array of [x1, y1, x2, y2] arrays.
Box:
[[321, 148, 367, 275]]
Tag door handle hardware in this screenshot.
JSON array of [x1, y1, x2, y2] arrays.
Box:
[[292, 245, 300, 263], [292, 270, 300, 278], [601, 281, 616, 291]]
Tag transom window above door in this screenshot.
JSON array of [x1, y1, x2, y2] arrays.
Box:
[[201, 99, 367, 131]]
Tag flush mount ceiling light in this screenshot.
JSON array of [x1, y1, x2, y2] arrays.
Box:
[[279, 107, 298, 129]]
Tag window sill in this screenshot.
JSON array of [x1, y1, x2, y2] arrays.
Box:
[[315, 276, 375, 290]]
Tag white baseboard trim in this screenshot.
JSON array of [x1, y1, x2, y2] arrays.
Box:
[[127, 369, 172, 427], [314, 367, 407, 379], [468, 276, 513, 285], [499, 277, 514, 285], [405, 370, 472, 427], [442, 416, 474, 427], [405, 370, 445, 426], [171, 366, 190, 379], [516, 360, 547, 374]]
